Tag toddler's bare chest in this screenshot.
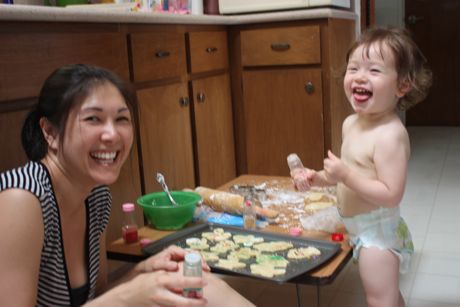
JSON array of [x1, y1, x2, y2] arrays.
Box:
[[341, 132, 376, 169]]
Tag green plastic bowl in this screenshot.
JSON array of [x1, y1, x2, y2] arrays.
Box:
[[136, 191, 201, 230]]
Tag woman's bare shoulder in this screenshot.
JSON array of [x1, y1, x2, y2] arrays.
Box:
[[0, 189, 43, 226]]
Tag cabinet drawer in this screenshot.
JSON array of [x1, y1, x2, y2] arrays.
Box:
[[188, 31, 228, 73], [241, 25, 321, 66], [0, 30, 128, 102], [130, 32, 186, 82]]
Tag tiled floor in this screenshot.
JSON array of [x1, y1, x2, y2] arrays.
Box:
[[222, 127, 460, 307]]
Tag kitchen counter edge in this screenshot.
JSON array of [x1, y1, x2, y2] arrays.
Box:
[[0, 4, 356, 25]]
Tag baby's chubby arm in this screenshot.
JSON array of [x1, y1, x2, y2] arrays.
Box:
[[324, 130, 409, 208]]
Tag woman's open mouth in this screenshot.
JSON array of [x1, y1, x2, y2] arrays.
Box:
[[90, 151, 118, 165]]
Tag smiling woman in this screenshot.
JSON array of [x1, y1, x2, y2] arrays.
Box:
[[0, 64, 254, 307]]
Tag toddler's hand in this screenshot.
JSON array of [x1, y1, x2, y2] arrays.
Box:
[[323, 151, 349, 183], [290, 168, 313, 191]]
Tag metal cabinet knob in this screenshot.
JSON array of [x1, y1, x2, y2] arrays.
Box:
[[205, 47, 218, 53], [197, 92, 205, 103], [305, 82, 315, 94], [155, 50, 171, 58], [179, 97, 189, 106]]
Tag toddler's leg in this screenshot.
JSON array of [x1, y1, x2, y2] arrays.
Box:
[[358, 247, 404, 307]]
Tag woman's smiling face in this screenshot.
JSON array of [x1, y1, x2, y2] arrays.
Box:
[[344, 42, 406, 116], [60, 82, 133, 187]]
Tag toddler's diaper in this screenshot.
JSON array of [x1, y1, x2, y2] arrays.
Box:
[[341, 207, 414, 274]]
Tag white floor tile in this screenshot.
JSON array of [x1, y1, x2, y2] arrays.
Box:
[[402, 183, 438, 204], [423, 233, 460, 255], [417, 251, 460, 277], [428, 218, 460, 235], [430, 203, 460, 221], [408, 298, 460, 307], [411, 273, 460, 304]]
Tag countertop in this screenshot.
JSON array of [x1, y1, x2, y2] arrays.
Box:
[[0, 4, 356, 25]]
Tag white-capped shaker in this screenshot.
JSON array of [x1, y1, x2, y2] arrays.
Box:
[[287, 153, 304, 172]]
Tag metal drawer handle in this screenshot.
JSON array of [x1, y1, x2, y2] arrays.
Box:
[[407, 15, 424, 25], [205, 47, 218, 53], [271, 43, 290, 51], [305, 82, 315, 94], [197, 92, 205, 103], [179, 97, 189, 106], [155, 50, 171, 58]]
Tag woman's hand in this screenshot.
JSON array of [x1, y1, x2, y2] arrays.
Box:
[[92, 269, 208, 307], [323, 150, 350, 184], [141, 246, 210, 273]]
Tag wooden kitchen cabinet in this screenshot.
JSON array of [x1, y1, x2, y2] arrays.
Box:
[[229, 19, 355, 176], [137, 83, 196, 193], [188, 30, 236, 187], [191, 73, 236, 187], [242, 68, 324, 175], [131, 27, 236, 192]]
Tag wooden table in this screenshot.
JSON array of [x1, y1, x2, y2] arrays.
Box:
[[107, 175, 352, 306]]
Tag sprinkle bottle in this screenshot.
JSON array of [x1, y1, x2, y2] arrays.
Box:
[[121, 203, 139, 244], [287, 153, 304, 172], [243, 199, 256, 230], [183, 253, 203, 298]]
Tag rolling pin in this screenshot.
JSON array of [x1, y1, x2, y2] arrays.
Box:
[[195, 186, 279, 219]]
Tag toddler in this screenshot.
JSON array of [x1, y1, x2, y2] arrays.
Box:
[[291, 27, 432, 307]]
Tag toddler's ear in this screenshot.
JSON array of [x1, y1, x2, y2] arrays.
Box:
[[397, 79, 411, 98]]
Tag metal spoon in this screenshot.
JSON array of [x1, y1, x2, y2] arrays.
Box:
[[156, 172, 178, 206]]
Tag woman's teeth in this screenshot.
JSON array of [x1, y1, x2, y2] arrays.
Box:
[[91, 152, 117, 162]]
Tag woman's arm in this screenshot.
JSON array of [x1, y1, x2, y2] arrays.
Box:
[[0, 189, 43, 306]]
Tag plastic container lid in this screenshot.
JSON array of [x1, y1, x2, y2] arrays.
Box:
[[122, 203, 135, 212], [331, 233, 344, 242], [287, 153, 304, 170], [185, 252, 201, 264]]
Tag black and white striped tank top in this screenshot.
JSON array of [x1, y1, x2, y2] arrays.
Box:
[[0, 161, 111, 306]]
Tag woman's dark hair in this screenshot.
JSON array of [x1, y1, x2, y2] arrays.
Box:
[[346, 26, 432, 111], [21, 64, 135, 161]]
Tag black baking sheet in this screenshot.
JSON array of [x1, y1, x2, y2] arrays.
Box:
[[142, 223, 341, 283]]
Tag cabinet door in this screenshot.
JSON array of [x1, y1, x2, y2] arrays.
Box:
[[137, 83, 195, 193], [242, 68, 324, 175], [192, 74, 236, 188]]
